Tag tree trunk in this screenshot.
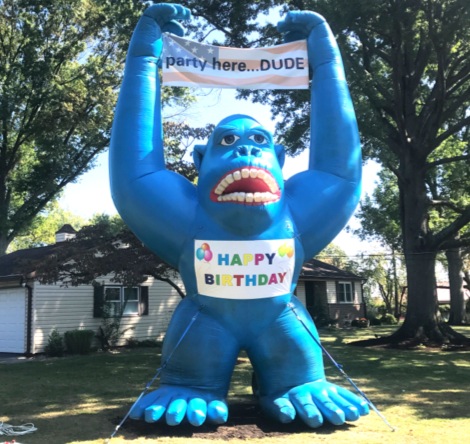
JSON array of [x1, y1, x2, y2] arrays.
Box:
[[446, 245, 467, 325], [0, 235, 9, 256], [351, 158, 470, 348], [352, 249, 469, 348]]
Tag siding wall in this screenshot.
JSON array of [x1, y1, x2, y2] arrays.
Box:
[[296, 280, 365, 323], [31, 277, 182, 354]]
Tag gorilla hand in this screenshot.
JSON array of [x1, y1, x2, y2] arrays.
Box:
[[128, 3, 191, 59]]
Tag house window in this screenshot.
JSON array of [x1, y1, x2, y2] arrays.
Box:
[[94, 284, 149, 317], [337, 281, 354, 303], [104, 286, 139, 316]]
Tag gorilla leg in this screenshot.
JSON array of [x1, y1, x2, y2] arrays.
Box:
[[130, 298, 240, 426], [247, 297, 369, 428]]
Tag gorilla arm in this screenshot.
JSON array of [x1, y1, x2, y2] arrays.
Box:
[[281, 12, 362, 259], [109, 4, 196, 268]]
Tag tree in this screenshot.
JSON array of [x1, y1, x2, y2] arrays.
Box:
[[8, 201, 86, 252], [226, 0, 470, 347], [35, 214, 186, 298], [0, 0, 201, 255], [0, 0, 146, 255]]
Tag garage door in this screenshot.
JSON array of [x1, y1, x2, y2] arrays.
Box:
[[0, 288, 26, 353]]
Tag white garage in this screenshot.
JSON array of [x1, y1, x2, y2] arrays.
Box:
[[0, 288, 26, 353]]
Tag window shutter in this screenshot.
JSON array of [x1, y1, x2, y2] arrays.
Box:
[[335, 281, 340, 303], [140, 286, 149, 316], [93, 283, 105, 318], [352, 281, 356, 303]]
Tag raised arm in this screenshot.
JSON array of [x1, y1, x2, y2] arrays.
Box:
[[109, 4, 196, 267], [280, 12, 362, 257]]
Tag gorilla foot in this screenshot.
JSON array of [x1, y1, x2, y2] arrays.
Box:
[[129, 385, 228, 426], [260, 380, 369, 428]]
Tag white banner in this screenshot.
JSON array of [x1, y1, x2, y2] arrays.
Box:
[[162, 34, 309, 90], [194, 239, 295, 299]]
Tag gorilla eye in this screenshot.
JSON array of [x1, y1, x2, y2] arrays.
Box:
[[249, 134, 268, 144], [220, 135, 240, 146]]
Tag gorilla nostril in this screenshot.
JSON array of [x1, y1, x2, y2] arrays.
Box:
[[237, 146, 249, 156], [251, 147, 261, 157]]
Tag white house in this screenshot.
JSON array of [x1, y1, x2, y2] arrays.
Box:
[[0, 227, 366, 354]]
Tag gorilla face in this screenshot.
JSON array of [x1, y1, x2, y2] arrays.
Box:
[[193, 115, 286, 235]]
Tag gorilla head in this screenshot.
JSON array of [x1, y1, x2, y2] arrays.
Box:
[[193, 115, 286, 235]]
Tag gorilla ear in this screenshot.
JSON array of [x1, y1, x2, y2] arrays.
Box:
[[193, 144, 206, 171], [275, 144, 286, 169]]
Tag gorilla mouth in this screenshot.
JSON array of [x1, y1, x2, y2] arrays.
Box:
[[210, 167, 281, 205]]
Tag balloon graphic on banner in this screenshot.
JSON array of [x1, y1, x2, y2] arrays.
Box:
[[109, 2, 368, 429]]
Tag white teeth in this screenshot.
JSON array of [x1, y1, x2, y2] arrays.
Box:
[[217, 191, 279, 204], [266, 177, 278, 193], [257, 170, 266, 179], [214, 168, 280, 203]]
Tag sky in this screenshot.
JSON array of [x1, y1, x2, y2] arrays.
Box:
[[59, 88, 383, 257]]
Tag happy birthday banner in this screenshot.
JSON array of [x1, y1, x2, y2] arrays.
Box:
[[162, 34, 309, 90], [194, 239, 295, 299]]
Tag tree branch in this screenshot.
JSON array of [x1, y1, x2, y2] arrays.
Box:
[[426, 153, 470, 170]]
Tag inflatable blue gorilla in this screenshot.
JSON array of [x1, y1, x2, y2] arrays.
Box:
[[110, 3, 368, 429]]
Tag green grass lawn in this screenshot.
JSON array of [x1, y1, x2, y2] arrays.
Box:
[[1, 325, 469, 444]]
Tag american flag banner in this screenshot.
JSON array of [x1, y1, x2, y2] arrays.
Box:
[[162, 34, 309, 90]]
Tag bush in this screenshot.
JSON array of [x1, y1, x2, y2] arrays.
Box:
[[381, 313, 398, 325], [44, 329, 65, 357], [125, 338, 161, 348], [351, 318, 370, 328], [64, 329, 95, 355], [369, 316, 382, 326]]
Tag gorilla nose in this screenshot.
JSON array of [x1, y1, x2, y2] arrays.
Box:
[[236, 146, 261, 157]]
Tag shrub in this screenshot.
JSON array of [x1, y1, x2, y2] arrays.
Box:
[[381, 313, 398, 325], [44, 329, 65, 357], [369, 316, 382, 326], [64, 329, 95, 354], [351, 318, 370, 328], [125, 338, 161, 348], [96, 302, 134, 350]]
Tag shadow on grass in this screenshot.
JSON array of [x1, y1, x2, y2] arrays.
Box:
[[118, 398, 356, 441], [319, 325, 470, 422]]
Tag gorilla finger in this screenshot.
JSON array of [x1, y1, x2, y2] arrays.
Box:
[[290, 392, 323, 428], [334, 386, 370, 416], [260, 397, 296, 424], [311, 392, 346, 426], [144, 404, 166, 423], [278, 12, 324, 34], [161, 21, 186, 37], [283, 31, 308, 43], [187, 398, 207, 426], [130, 391, 166, 419], [207, 400, 229, 425], [171, 4, 192, 21], [166, 398, 188, 426], [328, 392, 360, 422]]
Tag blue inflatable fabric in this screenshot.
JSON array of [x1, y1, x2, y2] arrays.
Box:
[[109, 3, 368, 428]]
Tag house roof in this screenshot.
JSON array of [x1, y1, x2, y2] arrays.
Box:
[[0, 243, 364, 282], [0, 243, 64, 278], [300, 258, 364, 281], [56, 224, 77, 234]]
